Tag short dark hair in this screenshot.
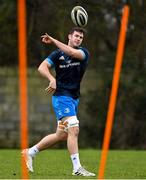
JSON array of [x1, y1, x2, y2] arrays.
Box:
[[69, 27, 87, 35]]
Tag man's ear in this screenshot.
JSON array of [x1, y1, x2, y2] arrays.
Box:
[[68, 34, 71, 40]]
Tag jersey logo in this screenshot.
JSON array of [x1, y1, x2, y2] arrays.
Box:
[[64, 108, 70, 114], [66, 60, 71, 64], [59, 56, 65, 60]]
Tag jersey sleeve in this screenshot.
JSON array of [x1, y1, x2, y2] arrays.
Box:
[[46, 49, 60, 67], [79, 47, 89, 61]]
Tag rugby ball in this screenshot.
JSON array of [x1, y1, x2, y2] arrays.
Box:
[[71, 6, 88, 27]]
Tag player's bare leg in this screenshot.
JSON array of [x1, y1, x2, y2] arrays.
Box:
[[22, 129, 67, 172], [36, 130, 67, 151], [67, 126, 79, 154], [66, 118, 95, 177]]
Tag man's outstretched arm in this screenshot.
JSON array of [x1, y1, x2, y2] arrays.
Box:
[[41, 33, 84, 60]]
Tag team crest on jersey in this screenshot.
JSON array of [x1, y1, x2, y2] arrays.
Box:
[[59, 56, 65, 60], [64, 108, 70, 113]]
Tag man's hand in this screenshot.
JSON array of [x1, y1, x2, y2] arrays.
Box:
[[41, 33, 52, 44], [45, 78, 56, 94]]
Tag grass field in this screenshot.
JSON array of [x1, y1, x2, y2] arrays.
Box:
[[0, 149, 145, 179]]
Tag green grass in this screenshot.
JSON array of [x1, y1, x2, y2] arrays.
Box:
[[0, 149, 145, 179]]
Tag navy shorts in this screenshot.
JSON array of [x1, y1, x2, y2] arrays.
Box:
[[52, 96, 79, 120]]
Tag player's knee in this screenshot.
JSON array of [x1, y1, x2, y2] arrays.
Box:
[[68, 126, 79, 137]]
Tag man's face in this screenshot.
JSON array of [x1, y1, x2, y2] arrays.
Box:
[[68, 31, 84, 47]]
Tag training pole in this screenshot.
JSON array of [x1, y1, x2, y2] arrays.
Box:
[[17, 0, 29, 179], [98, 5, 130, 179]]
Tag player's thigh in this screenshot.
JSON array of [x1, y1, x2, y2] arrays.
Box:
[[56, 128, 68, 141], [62, 116, 79, 135]]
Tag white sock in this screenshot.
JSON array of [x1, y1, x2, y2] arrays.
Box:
[[71, 153, 81, 172], [28, 145, 39, 157]]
